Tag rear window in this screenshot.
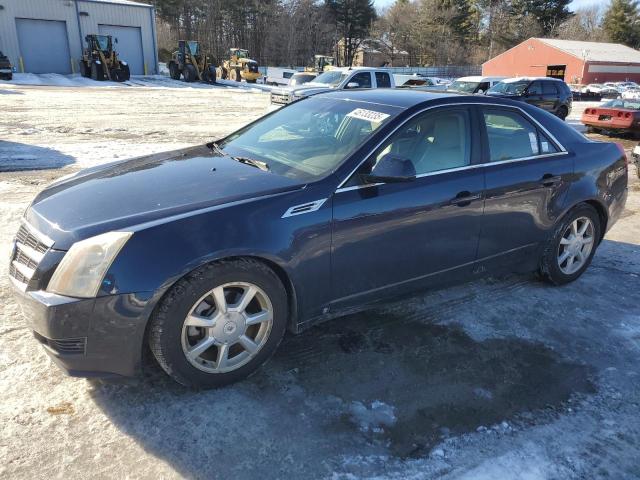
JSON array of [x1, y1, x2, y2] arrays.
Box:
[[375, 72, 392, 88], [543, 82, 558, 95]]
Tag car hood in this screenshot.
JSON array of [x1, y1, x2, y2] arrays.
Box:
[[25, 145, 304, 249], [272, 85, 335, 97]]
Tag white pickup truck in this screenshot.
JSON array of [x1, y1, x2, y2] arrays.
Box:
[[269, 67, 396, 106]]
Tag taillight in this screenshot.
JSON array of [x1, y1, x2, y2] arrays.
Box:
[[617, 111, 623, 117], [625, 112, 631, 118]]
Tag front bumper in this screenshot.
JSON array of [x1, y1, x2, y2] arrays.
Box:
[[11, 280, 152, 377]]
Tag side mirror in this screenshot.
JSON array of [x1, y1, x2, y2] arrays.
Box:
[[361, 154, 416, 184], [346, 82, 359, 89]]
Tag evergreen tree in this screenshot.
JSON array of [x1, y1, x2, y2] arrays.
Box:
[[603, 0, 640, 47], [326, 0, 377, 66]]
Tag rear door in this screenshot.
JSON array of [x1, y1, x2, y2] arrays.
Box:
[[98, 25, 144, 75], [476, 106, 572, 270], [524, 81, 545, 110], [542, 81, 560, 112]]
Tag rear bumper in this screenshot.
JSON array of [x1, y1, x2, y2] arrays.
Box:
[[11, 280, 153, 377], [582, 117, 638, 132]]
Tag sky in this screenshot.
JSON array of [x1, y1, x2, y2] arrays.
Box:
[[373, 0, 603, 12]]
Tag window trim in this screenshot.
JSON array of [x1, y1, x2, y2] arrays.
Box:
[[335, 102, 568, 193]]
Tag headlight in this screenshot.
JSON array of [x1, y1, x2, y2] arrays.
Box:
[[47, 231, 132, 298]]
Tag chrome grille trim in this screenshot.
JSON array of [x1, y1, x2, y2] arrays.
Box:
[[8, 221, 53, 290]]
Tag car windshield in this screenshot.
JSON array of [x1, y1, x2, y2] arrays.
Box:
[[218, 97, 399, 181], [309, 71, 349, 86], [488, 80, 529, 95], [290, 74, 316, 86], [601, 99, 640, 110], [448, 80, 480, 93]]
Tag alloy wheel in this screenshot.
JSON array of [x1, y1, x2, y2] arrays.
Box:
[[181, 282, 273, 373], [557, 216, 595, 275]]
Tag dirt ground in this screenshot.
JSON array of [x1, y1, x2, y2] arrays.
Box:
[[1, 82, 640, 480]]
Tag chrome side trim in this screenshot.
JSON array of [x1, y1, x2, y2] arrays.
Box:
[[335, 101, 569, 192], [282, 198, 328, 218], [335, 151, 569, 193]]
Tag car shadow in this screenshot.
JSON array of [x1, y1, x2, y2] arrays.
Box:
[[0, 140, 75, 171], [89, 298, 595, 478]]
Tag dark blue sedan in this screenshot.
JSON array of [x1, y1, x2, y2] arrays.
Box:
[[10, 90, 628, 387]]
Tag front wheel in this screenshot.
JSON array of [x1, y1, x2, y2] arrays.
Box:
[[540, 204, 601, 285], [149, 259, 288, 388]]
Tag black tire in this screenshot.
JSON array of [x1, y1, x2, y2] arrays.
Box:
[[540, 203, 601, 285], [169, 62, 181, 80], [148, 259, 288, 388], [220, 66, 228, 80], [556, 105, 569, 121], [203, 65, 216, 84], [90, 61, 104, 81], [79, 61, 89, 78], [184, 64, 197, 83], [235, 67, 242, 82], [247, 78, 257, 84], [120, 64, 130, 81]]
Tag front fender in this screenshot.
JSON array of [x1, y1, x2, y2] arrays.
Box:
[[103, 186, 334, 324]]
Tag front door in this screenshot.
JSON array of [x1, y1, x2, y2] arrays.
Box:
[[331, 106, 485, 308], [476, 106, 572, 270]]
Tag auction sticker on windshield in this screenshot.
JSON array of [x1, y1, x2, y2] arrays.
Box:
[[347, 108, 390, 123]]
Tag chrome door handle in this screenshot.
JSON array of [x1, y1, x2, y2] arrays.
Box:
[[449, 191, 482, 206]]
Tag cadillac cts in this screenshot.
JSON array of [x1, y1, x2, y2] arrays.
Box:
[[10, 90, 628, 388]]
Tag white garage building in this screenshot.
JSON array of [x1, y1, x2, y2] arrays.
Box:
[[0, 0, 158, 75]]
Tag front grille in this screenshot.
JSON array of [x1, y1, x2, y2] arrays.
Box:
[[34, 332, 86, 355], [9, 222, 52, 289], [270, 93, 290, 105]]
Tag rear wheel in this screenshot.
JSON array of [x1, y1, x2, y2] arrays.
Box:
[[219, 66, 228, 80], [235, 67, 242, 82], [149, 259, 288, 388], [169, 62, 181, 80], [90, 61, 104, 81], [184, 64, 197, 83], [556, 105, 568, 121], [120, 64, 130, 81], [203, 65, 216, 84], [79, 61, 89, 78], [540, 204, 600, 285]]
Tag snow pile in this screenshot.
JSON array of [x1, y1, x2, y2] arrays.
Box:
[[348, 401, 397, 433]]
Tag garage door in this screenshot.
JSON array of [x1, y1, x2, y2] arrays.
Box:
[[15, 19, 71, 74], [98, 25, 144, 75]]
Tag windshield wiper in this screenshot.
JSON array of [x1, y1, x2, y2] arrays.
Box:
[[207, 141, 269, 172], [233, 156, 270, 172]]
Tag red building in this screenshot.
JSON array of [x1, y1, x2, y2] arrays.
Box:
[[482, 38, 640, 84]]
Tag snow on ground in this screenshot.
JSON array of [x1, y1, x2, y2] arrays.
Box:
[[1, 86, 640, 479], [5, 72, 275, 93]]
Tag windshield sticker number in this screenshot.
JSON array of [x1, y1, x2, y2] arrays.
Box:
[[347, 108, 390, 124]]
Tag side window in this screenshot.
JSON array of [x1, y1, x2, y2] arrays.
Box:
[[483, 109, 558, 162], [375, 72, 391, 88], [527, 81, 542, 95], [355, 109, 471, 180], [348, 72, 372, 88], [543, 81, 558, 95]]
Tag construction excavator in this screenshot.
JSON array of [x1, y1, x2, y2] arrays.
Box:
[[168, 40, 216, 83], [79, 34, 130, 82], [218, 48, 260, 83]]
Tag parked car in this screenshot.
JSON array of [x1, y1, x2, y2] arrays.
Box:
[[269, 67, 396, 106], [632, 143, 640, 178], [288, 72, 316, 86], [487, 77, 573, 119], [395, 74, 448, 90], [10, 90, 628, 387], [582, 98, 640, 136], [446, 76, 506, 94], [581, 83, 619, 98], [0, 51, 12, 81], [621, 87, 640, 100], [264, 67, 298, 86]]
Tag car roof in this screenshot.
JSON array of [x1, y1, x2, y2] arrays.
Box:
[[314, 88, 545, 110], [457, 76, 506, 82], [502, 76, 564, 83]]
